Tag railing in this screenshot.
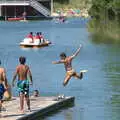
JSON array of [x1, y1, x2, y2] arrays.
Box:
[[0, 0, 30, 5], [29, 0, 50, 17]]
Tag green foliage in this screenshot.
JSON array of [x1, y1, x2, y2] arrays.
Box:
[[88, 0, 120, 43], [89, 0, 120, 20], [54, 0, 69, 4], [88, 19, 120, 44]]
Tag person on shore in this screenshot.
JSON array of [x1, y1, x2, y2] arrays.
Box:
[[22, 11, 27, 20], [12, 56, 33, 113], [0, 60, 8, 116], [52, 45, 87, 86]]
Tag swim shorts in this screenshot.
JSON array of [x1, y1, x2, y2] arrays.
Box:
[[17, 80, 29, 96], [0, 84, 5, 100], [66, 69, 76, 76]]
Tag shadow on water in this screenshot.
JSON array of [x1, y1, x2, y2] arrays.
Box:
[[37, 103, 75, 120]]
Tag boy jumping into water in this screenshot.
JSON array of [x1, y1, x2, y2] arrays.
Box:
[[12, 56, 33, 113], [52, 45, 87, 86]]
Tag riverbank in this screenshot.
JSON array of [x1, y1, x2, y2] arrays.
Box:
[[52, 8, 89, 18], [88, 19, 120, 44], [52, 0, 92, 18]]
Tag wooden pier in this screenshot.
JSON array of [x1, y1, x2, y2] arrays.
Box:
[[0, 96, 75, 120]]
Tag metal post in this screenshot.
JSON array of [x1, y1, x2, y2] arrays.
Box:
[[0, 6, 2, 16], [15, 0, 17, 18], [5, 0, 7, 21], [51, 0, 53, 16]]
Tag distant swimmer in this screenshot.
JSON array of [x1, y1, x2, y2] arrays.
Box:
[[33, 90, 39, 97], [0, 60, 8, 116], [12, 56, 33, 113], [52, 45, 87, 86], [59, 16, 65, 22]]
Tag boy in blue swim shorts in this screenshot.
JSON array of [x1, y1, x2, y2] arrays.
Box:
[[12, 56, 33, 113], [17, 80, 29, 96]]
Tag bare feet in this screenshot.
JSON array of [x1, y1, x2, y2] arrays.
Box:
[[19, 109, 25, 114]]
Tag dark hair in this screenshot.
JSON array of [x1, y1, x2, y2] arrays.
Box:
[[39, 32, 42, 35], [30, 32, 33, 35], [19, 56, 26, 64], [36, 32, 39, 35], [60, 52, 66, 58]]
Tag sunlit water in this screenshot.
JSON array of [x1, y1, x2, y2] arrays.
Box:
[[0, 18, 120, 120]]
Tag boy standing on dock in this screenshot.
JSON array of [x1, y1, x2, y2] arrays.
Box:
[[52, 45, 87, 86], [0, 60, 8, 117], [12, 56, 33, 113]]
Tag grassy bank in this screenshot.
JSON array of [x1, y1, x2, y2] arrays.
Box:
[[88, 19, 120, 44], [88, 0, 120, 43]]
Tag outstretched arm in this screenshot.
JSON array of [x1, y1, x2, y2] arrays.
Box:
[[52, 60, 65, 64], [71, 44, 82, 59]]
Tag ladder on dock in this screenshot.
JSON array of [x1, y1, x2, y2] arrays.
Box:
[[29, 0, 51, 17]]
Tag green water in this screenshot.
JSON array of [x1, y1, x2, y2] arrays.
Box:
[[88, 19, 120, 44]]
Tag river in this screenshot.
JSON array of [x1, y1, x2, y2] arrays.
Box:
[[0, 18, 120, 120]]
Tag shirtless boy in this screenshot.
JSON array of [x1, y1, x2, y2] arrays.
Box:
[[52, 45, 87, 86], [12, 56, 33, 113], [0, 60, 8, 114]]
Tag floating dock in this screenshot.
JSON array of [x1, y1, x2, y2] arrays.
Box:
[[1, 96, 75, 120]]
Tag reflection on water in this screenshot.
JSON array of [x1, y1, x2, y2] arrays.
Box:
[[0, 18, 120, 120], [88, 19, 120, 44]]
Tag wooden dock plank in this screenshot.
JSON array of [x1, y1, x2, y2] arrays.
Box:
[[0, 96, 75, 120]]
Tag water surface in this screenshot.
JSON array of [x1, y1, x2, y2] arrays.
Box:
[[0, 18, 120, 120]]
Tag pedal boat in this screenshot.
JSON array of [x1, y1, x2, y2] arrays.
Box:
[[20, 38, 51, 48]]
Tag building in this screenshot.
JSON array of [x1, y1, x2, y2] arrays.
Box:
[[0, 0, 53, 20]]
